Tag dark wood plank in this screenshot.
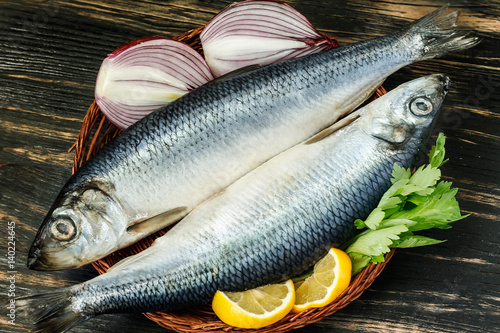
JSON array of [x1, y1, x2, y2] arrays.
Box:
[[1, 0, 498, 332]]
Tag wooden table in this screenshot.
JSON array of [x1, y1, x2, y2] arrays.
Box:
[[1, 1, 498, 332]]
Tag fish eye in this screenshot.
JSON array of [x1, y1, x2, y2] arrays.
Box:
[[50, 217, 77, 241], [409, 97, 433, 116]]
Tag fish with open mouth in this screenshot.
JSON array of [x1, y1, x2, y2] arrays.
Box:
[[28, 5, 477, 270], [18, 74, 449, 332]]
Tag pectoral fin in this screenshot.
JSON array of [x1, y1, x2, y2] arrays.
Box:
[[305, 112, 361, 145], [127, 206, 188, 234], [305, 80, 385, 145], [106, 250, 142, 273]]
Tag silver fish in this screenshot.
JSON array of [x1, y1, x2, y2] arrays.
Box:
[[19, 74, 449, 332], [28, 5, 477, 270]]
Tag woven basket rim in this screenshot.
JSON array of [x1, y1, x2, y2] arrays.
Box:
[[72, 26, 393, 333]]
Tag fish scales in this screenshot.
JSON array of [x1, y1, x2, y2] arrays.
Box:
[[17, 72, 449, 333], [28, 6, 479, 271], [72, 123, 415, 317], [75, 35, 401, 214], [81, 73, 449, 317]]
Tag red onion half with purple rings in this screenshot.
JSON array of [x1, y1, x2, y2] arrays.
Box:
[[200, 0, 338, 77], [95, 37, 214, 129]]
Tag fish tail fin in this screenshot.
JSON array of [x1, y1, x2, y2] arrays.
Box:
[[16, 289, 89, 333], [405, 4, 480, 60]]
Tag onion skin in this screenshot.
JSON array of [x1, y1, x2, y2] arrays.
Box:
[[95, 37, 213, 129], [200, 0, 338, 77]]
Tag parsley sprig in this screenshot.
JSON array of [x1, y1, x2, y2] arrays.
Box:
[[341, 133, 467, 275]]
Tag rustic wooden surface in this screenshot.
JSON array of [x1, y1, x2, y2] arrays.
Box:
[[0, 0, 498, 332]]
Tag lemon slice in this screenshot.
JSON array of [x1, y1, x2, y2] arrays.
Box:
[[212, 279, 295, 328], [292, 248, 352, 312]]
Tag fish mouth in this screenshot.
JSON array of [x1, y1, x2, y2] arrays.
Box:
[[438, 74, 450, 94], [27, 242, 80, 271], [27, 245, 55, 271], [442, 76, 450, 93], [27, 246, 46, 270], [431, 73, 449, 95]]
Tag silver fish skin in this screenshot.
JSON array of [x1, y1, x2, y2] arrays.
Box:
[[18, 74, 449, 332], [28, 5, 477, 270]]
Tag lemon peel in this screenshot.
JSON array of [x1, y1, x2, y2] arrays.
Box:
[[292, 248, 352, 312], [212, 279, 295, 329]]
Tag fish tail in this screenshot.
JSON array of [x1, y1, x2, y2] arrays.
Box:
[[405, 4, 480, 60], [16, 289, 88, 333]]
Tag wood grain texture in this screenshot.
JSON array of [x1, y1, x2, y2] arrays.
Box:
[[0, 0, 498, 332]]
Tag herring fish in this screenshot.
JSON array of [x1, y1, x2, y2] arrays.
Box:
[[19, 74, 449, 332], [28, 5, 477, 270]]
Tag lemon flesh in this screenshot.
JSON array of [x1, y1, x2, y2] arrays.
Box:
[[212, 279, 295, 328], [292, 248, 352, 312]]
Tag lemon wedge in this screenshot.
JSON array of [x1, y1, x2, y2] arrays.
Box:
[[292, 248, 352, 312], [212, 279, 295, 328]]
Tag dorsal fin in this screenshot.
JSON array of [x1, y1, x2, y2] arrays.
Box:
[[305, 112, 361, 145], [106, 249, 143, 273]]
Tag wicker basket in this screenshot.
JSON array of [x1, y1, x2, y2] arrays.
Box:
[[72, 26, 394, 333]]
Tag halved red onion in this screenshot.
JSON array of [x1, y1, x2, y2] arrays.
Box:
[[200, 0, 338, 77], [95, 37, 214, 129]]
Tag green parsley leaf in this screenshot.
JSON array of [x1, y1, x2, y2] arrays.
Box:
[[349, 252, 373, 276], [393, 234, 445, 248], [346, 224, 409, 257], [364, 208, 385, 230], [429, 133, 448, 168], [342, 133, 467, 276], [354, 218, 366, 229], [391, 163, 411, 183], [378, 218, 418, 229], [391, 189, 465, 231], [400, 165, 441, 196]]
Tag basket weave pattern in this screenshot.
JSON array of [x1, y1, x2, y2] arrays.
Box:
[[72, 27, 394, 333]]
